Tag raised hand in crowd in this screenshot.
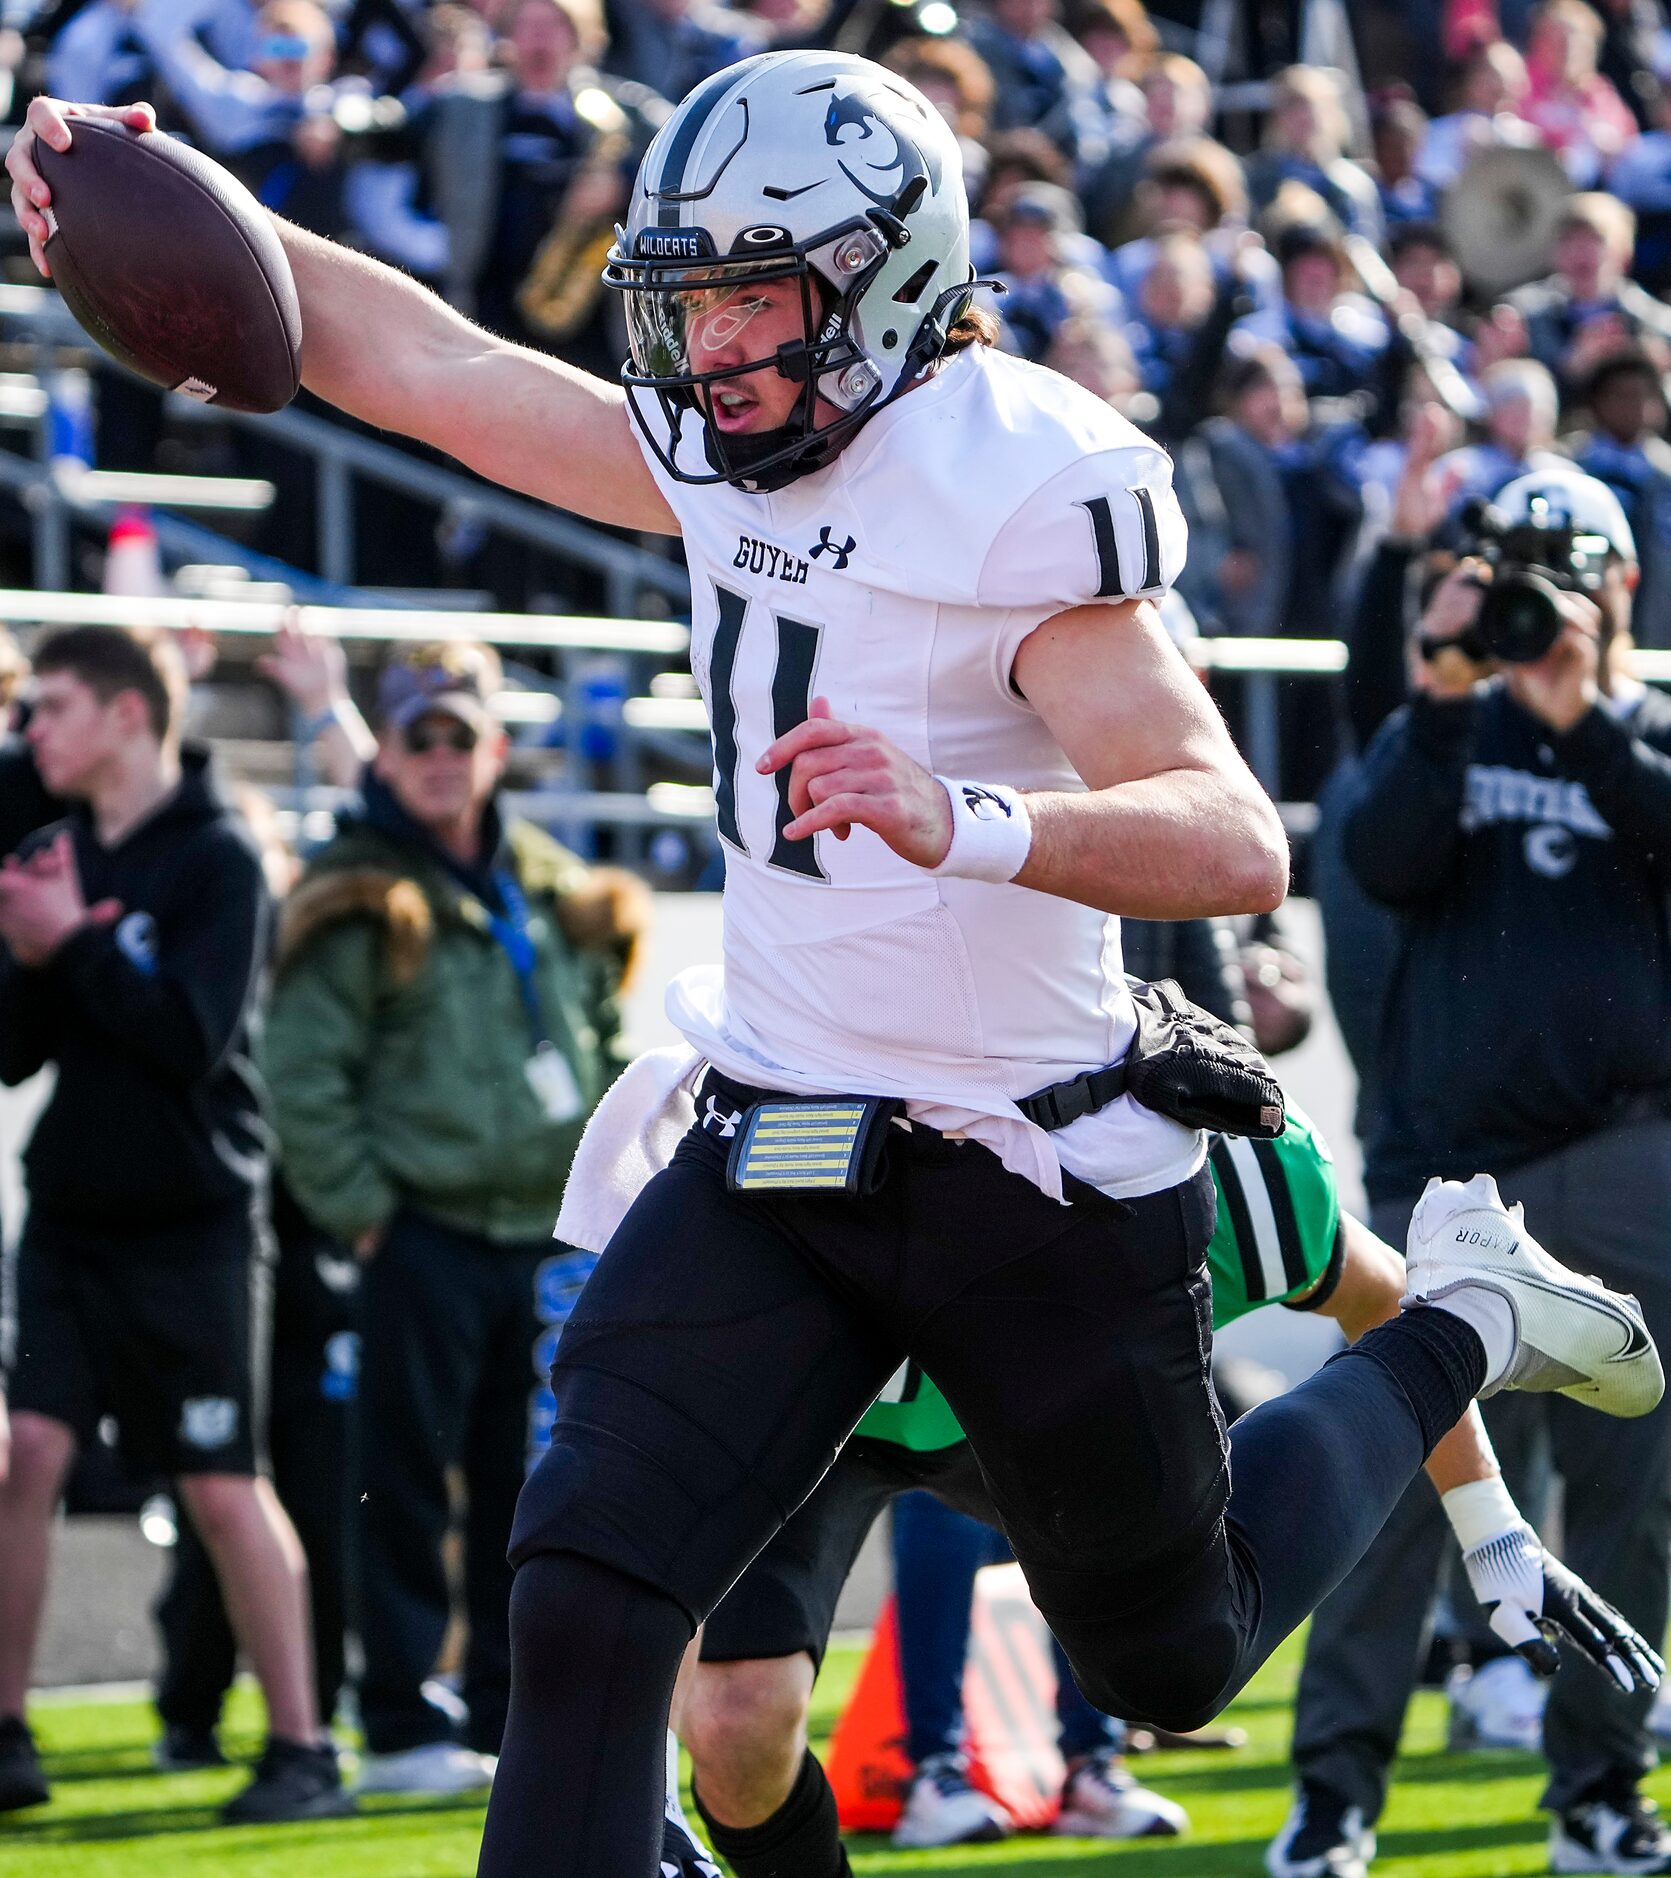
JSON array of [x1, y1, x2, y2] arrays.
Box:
[[1560, 307, 1633, 386], [1389, 400, 1460, 541], [1471, 301, 1531, 373], [176, 625, 218, 683], [256, 614, 350, 717], [256, 617, 375, 790]]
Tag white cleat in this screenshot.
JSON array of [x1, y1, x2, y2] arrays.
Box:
[[891, 1753, 1013, 1849], [1052, 1748, 1188, 1838], [354, 1741, 496, 1794], [1404, 1175, 1664, 1419]]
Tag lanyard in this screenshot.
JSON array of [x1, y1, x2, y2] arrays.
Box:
[[484, 869, 548, 1050]]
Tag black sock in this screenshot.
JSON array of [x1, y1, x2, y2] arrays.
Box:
[[693, 1749, 851, 1878], [476, 1551, 692, 1878], [1352, 1303, 1487, 1453]]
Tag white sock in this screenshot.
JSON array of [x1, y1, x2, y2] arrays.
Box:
[[1431, 1285, 1518, 1391]]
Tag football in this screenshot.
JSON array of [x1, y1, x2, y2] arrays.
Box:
[[37, 120, 302, 414]]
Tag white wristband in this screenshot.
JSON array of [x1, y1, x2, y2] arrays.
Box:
[[929, 778, 1033, 883], [1442, 1474, 1523, 1555]]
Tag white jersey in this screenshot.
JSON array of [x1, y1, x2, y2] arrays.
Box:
[[636, 344, 1204, 1200]]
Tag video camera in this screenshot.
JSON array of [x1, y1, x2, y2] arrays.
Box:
[[1423, 494, 1614, 666]]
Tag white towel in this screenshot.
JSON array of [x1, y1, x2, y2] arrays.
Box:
[[554, 1045, 704, 1252]]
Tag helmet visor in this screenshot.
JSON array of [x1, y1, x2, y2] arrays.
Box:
[[614, 251, 817, 387]]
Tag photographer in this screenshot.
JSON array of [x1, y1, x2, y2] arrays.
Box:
[[1268, 470, 1671, 1878]]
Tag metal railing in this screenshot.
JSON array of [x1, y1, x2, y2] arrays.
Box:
[[0, 588, 689, 654], [18, 587, 1664, 852]]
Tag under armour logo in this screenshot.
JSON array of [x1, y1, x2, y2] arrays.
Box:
[[703, 1095, 742, 1138], [961, 784, 1013, 819], [809, 526, 856, 569]]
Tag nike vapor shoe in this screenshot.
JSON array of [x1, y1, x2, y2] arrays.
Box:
[[1404, 1175, 1663, 1418]]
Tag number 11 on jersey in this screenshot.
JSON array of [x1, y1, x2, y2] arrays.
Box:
[[708, 579, 828, 881]]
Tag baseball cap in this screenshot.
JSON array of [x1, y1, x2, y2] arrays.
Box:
[[1494, 467, 1637, 565], [376, 642, 497, 732]]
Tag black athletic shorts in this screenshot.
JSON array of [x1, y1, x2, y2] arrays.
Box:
[[5, 1200, 271, 1477], [511, 1069, 1223, 1646], [700, 1437, 992, 1668]]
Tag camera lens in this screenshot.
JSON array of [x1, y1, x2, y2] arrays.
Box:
[[1479, 571, 1563, 664]]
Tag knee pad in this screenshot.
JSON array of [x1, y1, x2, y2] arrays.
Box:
[[509, 1551, 693, 1690], [1060, 1616, 1243, 1734]]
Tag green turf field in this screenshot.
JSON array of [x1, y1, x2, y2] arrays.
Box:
[[4, 1635, 1664, 1878]]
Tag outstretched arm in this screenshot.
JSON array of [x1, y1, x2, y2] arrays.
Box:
[[5, 97, 678, 535], [277, 221, 677, 532]]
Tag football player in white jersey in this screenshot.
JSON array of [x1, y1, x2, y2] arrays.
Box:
[[9, 55, 1661, 1878]]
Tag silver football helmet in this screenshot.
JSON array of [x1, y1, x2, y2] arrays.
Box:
[[1493, 468, 1636, 564], [604, 50, 972, 492]]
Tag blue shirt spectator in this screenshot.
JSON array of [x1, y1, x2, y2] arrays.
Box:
[[985, 180, 1116, 361], [1371, 96, 1439, 228], [1233, 223, 1390, 403], [1245, 66, 1385, 247], [965, 0, 1101, 158]]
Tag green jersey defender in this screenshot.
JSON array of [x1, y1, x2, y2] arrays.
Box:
[[856, 1106, 1342, 1456]]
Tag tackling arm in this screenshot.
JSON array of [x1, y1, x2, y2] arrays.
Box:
[[1313, 1213, 1661, 1692]]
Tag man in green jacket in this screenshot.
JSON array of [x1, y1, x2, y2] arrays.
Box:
[[262, 640, 646, 1795]]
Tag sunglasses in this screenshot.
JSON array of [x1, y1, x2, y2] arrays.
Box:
[[402, 720, 479, 755]]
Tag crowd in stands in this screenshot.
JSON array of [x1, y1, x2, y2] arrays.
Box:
[[0, 0, 1669, 801]]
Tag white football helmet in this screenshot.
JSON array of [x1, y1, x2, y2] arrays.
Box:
[[604, 50, 971, 491], [1492, 468, 1637, 564]]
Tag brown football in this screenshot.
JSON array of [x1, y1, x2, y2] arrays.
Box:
[[37, 119, 302, 414]]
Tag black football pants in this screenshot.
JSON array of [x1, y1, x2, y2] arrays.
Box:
[[481, 1076, 1480, 1877]]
